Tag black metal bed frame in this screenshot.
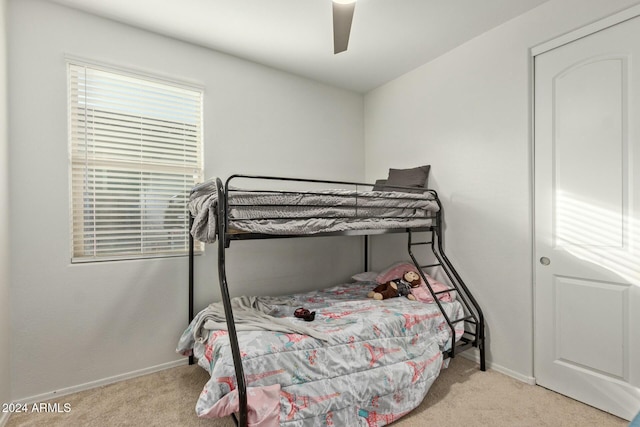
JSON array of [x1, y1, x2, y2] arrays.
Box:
[[187, 174, 485, 427]]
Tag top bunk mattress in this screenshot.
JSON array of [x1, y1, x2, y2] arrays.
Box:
[[189, 178, 440, 243]]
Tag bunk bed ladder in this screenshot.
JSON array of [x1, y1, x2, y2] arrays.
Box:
[[407, 225, 486, 371]]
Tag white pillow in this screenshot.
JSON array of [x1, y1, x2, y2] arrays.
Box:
[[351, 271, 379, 282]]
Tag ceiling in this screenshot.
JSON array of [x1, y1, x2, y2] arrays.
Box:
[[49, 0, 549, 93]]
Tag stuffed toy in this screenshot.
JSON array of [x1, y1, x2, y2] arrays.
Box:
[[368, 271, 421, 300]]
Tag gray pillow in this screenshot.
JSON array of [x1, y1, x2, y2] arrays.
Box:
[[385, 165, 430, 193], [372, 179, 387, 191]]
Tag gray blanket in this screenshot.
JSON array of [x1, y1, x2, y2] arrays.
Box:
[[189, 179, 219, 244], [192, 295, 330, 343], [188, 178, 439, 243]]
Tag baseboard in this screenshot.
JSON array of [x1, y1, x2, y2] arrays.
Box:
[[0, 412, 11, 427], [459, 350, 536, 385], [15, 359, 188, 405]]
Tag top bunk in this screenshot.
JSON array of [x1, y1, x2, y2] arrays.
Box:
[[188, 170, 440, 244]]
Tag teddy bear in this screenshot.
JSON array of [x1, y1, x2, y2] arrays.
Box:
[[367, 271, 421, 300]]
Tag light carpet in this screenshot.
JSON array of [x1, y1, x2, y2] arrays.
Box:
[[6, 357, 628, 426]]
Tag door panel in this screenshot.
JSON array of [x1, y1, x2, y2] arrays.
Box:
[[554, 57, 626, 249], [554, 276, 627, 379], [535, 15, 640, 420]]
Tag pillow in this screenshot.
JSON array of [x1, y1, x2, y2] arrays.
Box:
[[351, 271, 379, 282], [412, 275, 454, 303], [376, 261, 419, 284], [375, 261, 454, 303], [385, 165, 430, 193], [371, 179, 387, 192]]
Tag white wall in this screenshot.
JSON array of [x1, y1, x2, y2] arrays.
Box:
[[0, 0, 11, 419], [8, 0, 364, 400], [364, 0, 640, 379]]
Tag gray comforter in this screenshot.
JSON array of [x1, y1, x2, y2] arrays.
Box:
[[188, 178, 439, 243]]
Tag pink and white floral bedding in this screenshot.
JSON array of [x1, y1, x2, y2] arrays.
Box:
[[177, 282, 464, 426]]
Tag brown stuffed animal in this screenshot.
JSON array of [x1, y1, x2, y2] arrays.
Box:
[[368, 271, 421, 301]]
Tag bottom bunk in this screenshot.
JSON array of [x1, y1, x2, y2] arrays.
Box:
[[177, 280, 465, 426]]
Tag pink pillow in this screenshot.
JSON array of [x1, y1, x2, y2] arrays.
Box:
[[375, 261, 454, 303], [412, 276, 454, 303], [375, 262, 419, 284]]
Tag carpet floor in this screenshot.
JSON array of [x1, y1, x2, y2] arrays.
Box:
[[6, 357, 628, 426]]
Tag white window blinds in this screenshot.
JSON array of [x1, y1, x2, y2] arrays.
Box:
[[69, 62, 204, 262]]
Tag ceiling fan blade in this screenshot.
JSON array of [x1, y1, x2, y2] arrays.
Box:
[[333, 1, 356, 54]]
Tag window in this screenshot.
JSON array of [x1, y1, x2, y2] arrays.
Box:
[[68, 62, 203, 262]]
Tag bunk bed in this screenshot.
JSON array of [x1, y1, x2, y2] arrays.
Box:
[[177, 174, 485, 427]]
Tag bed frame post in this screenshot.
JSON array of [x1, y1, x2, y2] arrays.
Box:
[[216, 178, 248, 427], [364, 235, 369, 272], [188, 213, 195, 366]]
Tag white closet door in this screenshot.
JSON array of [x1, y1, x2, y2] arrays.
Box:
[[534, 15, 640, 420]]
